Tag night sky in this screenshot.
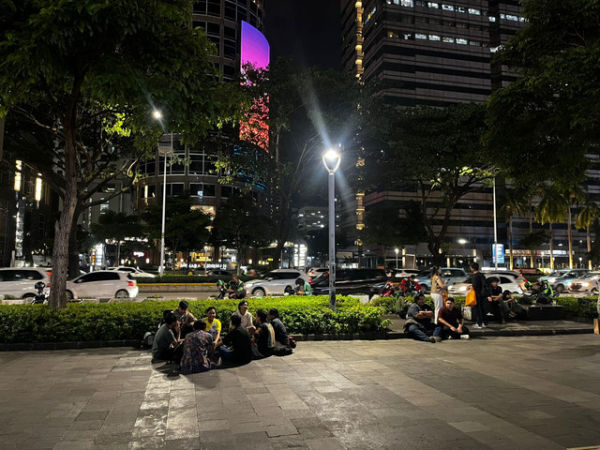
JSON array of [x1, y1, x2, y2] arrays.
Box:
[[263, 0, 341, 69]]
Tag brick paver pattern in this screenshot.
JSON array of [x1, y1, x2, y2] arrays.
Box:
[[1, 335, 600, 449]]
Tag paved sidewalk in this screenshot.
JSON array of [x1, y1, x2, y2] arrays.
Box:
[[1, 335, 600, 449]]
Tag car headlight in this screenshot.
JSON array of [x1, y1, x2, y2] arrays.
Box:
[[582, 282, 590, 287], [459, 285, 468, 292]]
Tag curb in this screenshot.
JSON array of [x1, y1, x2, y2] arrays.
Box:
[[0, 327, 593, 351]]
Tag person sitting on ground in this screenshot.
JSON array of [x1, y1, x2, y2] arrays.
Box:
[[180, 320, 218, 374], [174, 301, 196, 337], [404, 293, 439, 343], [486, 277, 506, 324], [232, 300, 255, 331], [253, 309, 275, 358], [152, 311, 184, 363], [436, 297, 470, 340], [204, 306, 222, 345], [219, 314, 253, 366], [267, 308, 291, 351], [227, 275, 246, 299]]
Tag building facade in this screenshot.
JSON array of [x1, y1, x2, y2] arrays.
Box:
[[340, 0, 591, 268]]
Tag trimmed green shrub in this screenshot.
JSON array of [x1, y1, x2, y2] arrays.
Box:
[[134, 274, 259, 284], [0, 296, 390, 344]]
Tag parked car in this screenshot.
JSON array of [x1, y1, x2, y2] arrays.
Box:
[[388, 269, 420, 280], [66, 270, 138, 300], [108, 266, 156, 278], [448, 273, 523, 296], [0, 267, 52, 299], [311, 268, 388, 296], [244, 269, 309, 297], [541, 269, 589, 293], [567, 272, 600, 294], [205, 269, 232, 277], [307, 267, 329, 278], [416, 268, 467, 293]]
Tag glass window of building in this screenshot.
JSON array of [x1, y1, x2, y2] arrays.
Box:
[[441, 4, 453, 11], [169, 183, 184, 196], [224, 26, 235, 40], [415, 33, 427, 39], [225, 1, 236, 19], [489, 16, 496, 22], [442, 36, 454, 43], [469, 40, 480, 46], [203, 184, 216, 197], [415, 0, 425, 5], [403, 32, 413, 39], [237, 5, 247, 20], [400, 0, 414, 6], [224, 41, 236, 58], [468, 8, 481, 15], [193, 21, 206, 31], [506, 14, 519, 21], [456, 38, 468, 45], [193, 0, 207, 14], [427, 2, 439, 8], [206, 22, 220, 36], [429, 34, 441, 41], [171, 159, 185, 175], [147, 185, 156, 198], [457, 6, 465, 12], [207, 0, 220, 16]]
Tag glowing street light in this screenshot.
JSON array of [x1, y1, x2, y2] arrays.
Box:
[[394, 247, 399, 269], [34, 174, 43, 206], [322, 148, 341, 309], [152, 108, 172, 277]]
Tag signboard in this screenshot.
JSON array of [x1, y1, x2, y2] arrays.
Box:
[[492, 244, 505, 264]]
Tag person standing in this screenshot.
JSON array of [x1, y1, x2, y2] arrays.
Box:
[[430, 267, 446, 324], [469, 262, 488, 329]]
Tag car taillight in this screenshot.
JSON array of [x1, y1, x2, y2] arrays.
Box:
[[128, 281, 135, 287], [46, 271, 52, 277]]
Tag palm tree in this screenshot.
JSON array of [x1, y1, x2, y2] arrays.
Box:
[[536, 186, 568, 270], [576, 200, 600, 270], [565, 185, 586, 269], [502, 188, 529, 270]]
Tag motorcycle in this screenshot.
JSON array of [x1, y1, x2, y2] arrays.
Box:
[[31, 281, 48, 304]]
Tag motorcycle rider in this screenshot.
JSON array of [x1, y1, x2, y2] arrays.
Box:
[[227, 275, 246, 299]]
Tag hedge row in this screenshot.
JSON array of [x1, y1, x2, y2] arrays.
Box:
[[0, 296, 390, 344], [369, 295, 599, 319], [134, 274, 259, 284]]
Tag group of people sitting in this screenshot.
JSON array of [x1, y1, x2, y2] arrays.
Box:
[[404, 294, 470, 343], [151, 300, 294, 374]]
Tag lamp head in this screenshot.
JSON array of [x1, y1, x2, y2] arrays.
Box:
[[322, 149, 341, 173], [152, 109, 163, 120]]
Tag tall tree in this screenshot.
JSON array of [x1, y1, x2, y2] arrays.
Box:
[[501, 188, 530, 269], [486, 0, 599, 190], [363, 103, 494, 265], [0, 0, 245, 307], [576, 199, 600, 270], [211, 193, 273, 274]]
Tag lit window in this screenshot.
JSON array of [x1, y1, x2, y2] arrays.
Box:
[[519, 16, 527, 22], [415, 33, 427, 39], [403, 32, 413, 39], [506, 14, 518, 21], [442, 36, 454, 43], [489, 16, 496, 22], [429, 34, 441, 41], [427, 2, 438, 8], [365, 6, 377, 24], [457, 6, 465, 12], [469, 40, 480, 46], [401, 0, 414, 6], [441, 4, 453, 10], [468, 8, 480, 14], [456, 38, 468, 45], [388, 31, 399, 38], [500, 13, 506, 19]]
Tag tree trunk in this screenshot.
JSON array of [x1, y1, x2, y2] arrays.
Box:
[[549, 223, 554, 270], [508, 215, 513, 270], [529, 212, 535, 267], [567, 206, 573, 269], [587, 224, 592, 270], [116, 241, 121, 265], [68, 217, 80, 279]]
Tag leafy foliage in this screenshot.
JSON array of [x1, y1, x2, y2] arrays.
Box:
[[0, 296, 390, 343]]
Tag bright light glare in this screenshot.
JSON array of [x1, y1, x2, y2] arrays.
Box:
[[458, 238, 468, 245], [324, 149, 340, 162], [152, 109, 163, 120], [322, 149, 342, 173]]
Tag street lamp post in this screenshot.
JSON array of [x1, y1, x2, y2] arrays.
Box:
[[492, 177, 498, 270], [394, 248, 399, 269], [152, 109, 172, 277], [323, 148, 341, 310]]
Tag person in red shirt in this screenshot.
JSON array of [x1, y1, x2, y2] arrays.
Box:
[[436, 297, 470, 340]]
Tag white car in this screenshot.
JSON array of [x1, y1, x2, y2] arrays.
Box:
[[66, 270, 139, 300], [244, 269, 308, 297], [307, 267, 328, 278], [567, 272, 600, 295], [109, 266, 156, 278], [0, 267, 51, 299], [448, 273, 523, 296]]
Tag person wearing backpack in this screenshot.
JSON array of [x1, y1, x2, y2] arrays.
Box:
[[469, 262, 488, 329]]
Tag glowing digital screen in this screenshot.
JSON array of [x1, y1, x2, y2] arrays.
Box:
[[240, 21, 270, 151]]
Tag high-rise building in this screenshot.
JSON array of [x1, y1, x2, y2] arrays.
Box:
[[340, 0, 590, 268]]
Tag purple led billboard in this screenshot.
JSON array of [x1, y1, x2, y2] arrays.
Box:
[[240, 21, 270, 72], [240, 21, 270, 151]]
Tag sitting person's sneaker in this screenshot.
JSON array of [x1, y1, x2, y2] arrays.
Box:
[[473, 324, 483, 329], [428, 336, 436, 343], [460, 334, 470, 340], [433, 336, 442, 342]]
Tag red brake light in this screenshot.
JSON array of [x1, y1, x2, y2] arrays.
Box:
[[128, 281, 135, 287], [46, 271, 52, 277]]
